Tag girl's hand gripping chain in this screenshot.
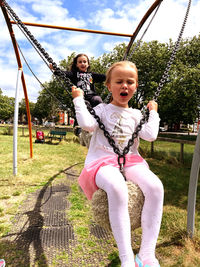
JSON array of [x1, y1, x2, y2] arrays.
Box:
[[72, 86, 84, 99], [147, 100, 158, 112]]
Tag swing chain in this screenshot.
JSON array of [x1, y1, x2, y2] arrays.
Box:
[[154, 0, 191, 101]]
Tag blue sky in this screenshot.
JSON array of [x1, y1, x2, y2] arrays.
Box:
[[0, 0, 199, 102]]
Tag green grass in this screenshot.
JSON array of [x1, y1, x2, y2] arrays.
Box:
[[0, 125, 200, 266]]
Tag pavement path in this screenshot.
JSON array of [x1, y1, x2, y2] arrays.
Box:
[[1, 166, 118, 267]]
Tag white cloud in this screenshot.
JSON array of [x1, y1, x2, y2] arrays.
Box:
[[90, 0, 199, 43], [91, 8, 134, 34], [141, 0, 197, 42], [0, 67, 21, 99], [31, 2, 86, 27], [103, 40, 124, 52]]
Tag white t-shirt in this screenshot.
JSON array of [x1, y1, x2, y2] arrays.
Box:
[[73, 96, 160, 165]]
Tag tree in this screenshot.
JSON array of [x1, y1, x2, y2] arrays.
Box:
[[128, 40, 170, 108], [158, 35, 200, 127], [33, 73, 74, 124], [0, 89, 15, 121], [19, 98, 35, 123]]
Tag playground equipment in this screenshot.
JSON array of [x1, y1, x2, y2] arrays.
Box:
[[187, 127, 200, 238]]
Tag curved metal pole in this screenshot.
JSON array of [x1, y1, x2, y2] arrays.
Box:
[[10, 21, 133, 38], [1, 2, 33, 158], [123, 0, 163, 60], [187, 128, 200, 238]]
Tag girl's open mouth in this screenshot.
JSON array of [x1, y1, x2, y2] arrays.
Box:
[[120, 92, 128, 96]]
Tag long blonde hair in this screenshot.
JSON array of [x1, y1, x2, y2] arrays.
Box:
[[105, 61, 138, 86]]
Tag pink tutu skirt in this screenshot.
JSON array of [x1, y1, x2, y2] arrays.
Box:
[[78, 154, 148, 200]]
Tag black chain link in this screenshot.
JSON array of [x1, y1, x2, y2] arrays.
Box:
[[2, 0, 191, 176], [153, 0, 191, 101]]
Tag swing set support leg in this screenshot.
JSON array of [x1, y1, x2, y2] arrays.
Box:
[[187, 128, 200, 238], [1, 2, 33, 159]]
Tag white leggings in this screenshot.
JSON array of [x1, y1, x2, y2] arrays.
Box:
[[95, 164, 164, 267]]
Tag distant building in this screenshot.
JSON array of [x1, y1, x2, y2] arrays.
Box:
[[58, 111, 68, 125]]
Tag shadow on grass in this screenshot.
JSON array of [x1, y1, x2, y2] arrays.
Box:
[[0, 164, 80, 267], [40, 140, 61, 145], [156, 230, 186, 249], [106, 251, 121, 267]]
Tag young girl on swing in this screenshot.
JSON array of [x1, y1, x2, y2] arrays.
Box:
[[51, 53, 105, 107], [72, 61, 164, 267]]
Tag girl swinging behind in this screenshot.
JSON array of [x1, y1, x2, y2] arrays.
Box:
[[72, 61, 164, 267], [51, 53, 105, 107]]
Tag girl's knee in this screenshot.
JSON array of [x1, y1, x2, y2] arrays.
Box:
[[105, 181, 129, 207], [146, 176, 164, 200], [109, 181, 128, 199], [96, 166, 128, 200]]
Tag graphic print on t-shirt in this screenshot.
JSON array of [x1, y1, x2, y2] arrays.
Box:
[[111, 115, 127, 152], [77, 72, 93, 93]]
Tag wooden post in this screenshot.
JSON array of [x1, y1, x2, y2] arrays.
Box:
[[180, 143, 184, 163], [151, 142, 154, 156], [22, 127, 25, 136]]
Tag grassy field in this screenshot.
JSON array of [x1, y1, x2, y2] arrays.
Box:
[[0, 126, 200, 266]]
